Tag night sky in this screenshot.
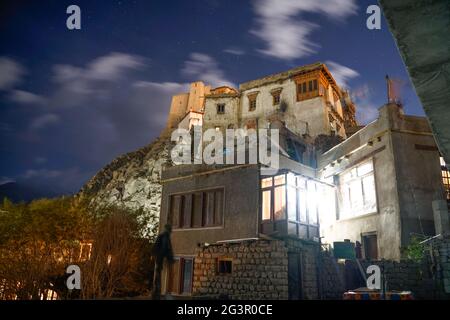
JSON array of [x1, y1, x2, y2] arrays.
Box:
[[0, 0, 424, 195]]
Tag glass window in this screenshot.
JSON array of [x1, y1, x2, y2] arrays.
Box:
[[287, 185, 297, 221], [181, 258, 193, 294], [298, 189, 307, 222], [274, 174, 286, 186], [274, 186, 286, 220], [262, 190, 271, 220], [307, 180, 318, 224], [339, 160, 377, 219], [261, 177, 273, 188]]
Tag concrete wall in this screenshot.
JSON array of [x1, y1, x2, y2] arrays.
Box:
[[318, 104, 402, 260], [318, 104, 445, 260], [160, 164, 260, 256], [390, 114, 443, 244], [240, 79, 342, 138], [203, 95, 240, 132]]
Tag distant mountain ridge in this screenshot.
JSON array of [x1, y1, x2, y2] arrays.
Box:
[[0, 181, 60, 203]]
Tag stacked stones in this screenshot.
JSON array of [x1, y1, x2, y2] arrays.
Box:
[[192, 240, 289, 300], [284, 238, 320, 299], [435, 239, 450, 294]]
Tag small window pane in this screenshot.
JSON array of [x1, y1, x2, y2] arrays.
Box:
[[182, 259, 193, 293], [287, 186, 297, 221], [297, 177, 306, 189], [287, 173, 296, 186], [357, 161, 373, 176], [262, 190, 271, 220], [274, 186, 286, 220], [261, 177, 273, 188], [274, 174, 286, 186], [307, 180, 318, 224], [298, 189, 307, 222], [362, 175, 377, 210]]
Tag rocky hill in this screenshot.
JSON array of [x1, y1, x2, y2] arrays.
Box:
[[79, 131, 173, 235]]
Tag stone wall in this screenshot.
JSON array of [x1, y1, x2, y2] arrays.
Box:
[[434, 238, 450, 295], [191, 238, 333, 300], [192, 240, 289, 300], [284, 238, 320, 299]]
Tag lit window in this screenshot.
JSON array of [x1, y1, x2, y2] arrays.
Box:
[[441, 157, 450, 200], [273, 185, 286, 220], [339, 160, 377, 219], [260, 175, 286, 221], [260, 174, 325, 226], [262, 190, 271, 220]]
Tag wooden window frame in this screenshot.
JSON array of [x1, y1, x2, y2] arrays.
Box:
[[271, 89, 282, 106], [217, 257, 233, 275], [169, 188, 225, 230], [248, 93, 258, 111], [216, 103, 225, 114]]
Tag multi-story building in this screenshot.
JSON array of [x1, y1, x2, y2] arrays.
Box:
[[157, 63, 449, 298]]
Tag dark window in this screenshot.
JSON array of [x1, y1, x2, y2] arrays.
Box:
[[168, 257, 193, 294], [297, 83, 302, 94], [217, 103, 225, 114], [362, 233, 378, 260], [181, 258, 193, 294], [170, 189, 224, 229], [313, 79, 318, 90], [302, 83, 307, 93], [272, 91, 281, 105], [218, 259, 232, 274], [248, 95, 257, 111], [308, 81, 313, 91]]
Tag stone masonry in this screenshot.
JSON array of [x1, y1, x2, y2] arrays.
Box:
[[191, 238, 331, 300], [192, 240, 289, 300]]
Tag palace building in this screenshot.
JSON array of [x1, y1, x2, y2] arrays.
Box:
[[157, 63, 450, 299]]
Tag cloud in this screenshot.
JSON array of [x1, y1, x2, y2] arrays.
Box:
[[250, 0, 358, 60], [3, 51, 235, 192], [182, 53, 235, 87], [53, 52, 144, 84], [34, 157, 47, 165], [19, 167, 90, 194], [30, 113, 60, 130], [350, 83, 379, 124], [224, 47, 245, 56], [326, 60, 359, 89], [357, 103, 379, 124], [0, 177, 15, 185], [22, 168, 62, 179], [0, 57, 26, 90], [9, 89, 47, 105]]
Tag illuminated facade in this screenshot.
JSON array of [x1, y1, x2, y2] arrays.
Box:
[[157, 64, 449, 298]]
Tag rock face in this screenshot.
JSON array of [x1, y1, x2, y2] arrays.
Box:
[[79, 132, 173, 235]]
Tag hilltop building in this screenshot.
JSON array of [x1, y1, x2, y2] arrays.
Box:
[[157, 63, 450, 299]]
